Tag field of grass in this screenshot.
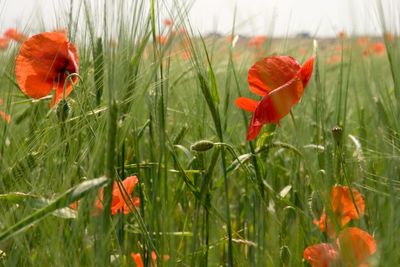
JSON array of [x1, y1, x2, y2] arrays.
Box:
[[1, 1, 400, 266]]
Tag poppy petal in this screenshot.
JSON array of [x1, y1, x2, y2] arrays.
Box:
[[15, 31, 79, 107], [111, 176, 139, 215], [235, 97, 258, 112], [337, 227, 376, 265], [246, 119, 263, 141], [0, 111, 11, 123], [50, 43, 79, 107], [131, 253, 144, 267], [303, 243, 340, 267], [331, 186, 365, 228], [248, 56, 301, 96], [299, 56, 315, 88], [0, 38, 10, 49], [151, 251, 157, 262], [253, 77, 303, 126]]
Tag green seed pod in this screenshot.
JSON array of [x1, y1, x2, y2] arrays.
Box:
[[190, 140, 214, 152], [331, 126, 343, 146], [56, 99, 72, 122]]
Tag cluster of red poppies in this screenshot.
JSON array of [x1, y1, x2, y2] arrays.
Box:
[[304, 186, 376, 266], [4, 28, 381, 266]]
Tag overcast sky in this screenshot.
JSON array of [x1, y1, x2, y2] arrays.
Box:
[[0, 0, 395, 37]]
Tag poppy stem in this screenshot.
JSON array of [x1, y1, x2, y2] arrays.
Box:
[[289, 110, 298, 131], [63, 70, 71, 100]]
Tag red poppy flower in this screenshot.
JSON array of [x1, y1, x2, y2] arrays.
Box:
[[181, 50, 191, 61], [131, 253, 145, 267], [384, 32, 394, 43], [303, 243, 340, 267], [71, 176, 140, 216], [163, 18, 174, 27], [95, 175, 140, 215], [0, 111, 11, 123], [15, 31, 79, 107], [248, 35, 266, 48], [4, 28, 27, 42], [0, 99, 11, 123], [357, 37, 368, 47], [373, 42, 385, 55], [156, 35, 168, 45], [314, 186, 365, 236], [0, 37, 9, 50], [337, 227, 376, 266], [327, 54, 341, 64], [338, 31, 347, 39], [304, 227, 376, 267], [235, 55, 314, 140], [131, 251, 169, 267]]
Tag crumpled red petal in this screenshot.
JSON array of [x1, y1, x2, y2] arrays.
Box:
[[252, 77, 303, 126], [248, 56, 301, 96], [0, 111, 11, 123], [15, 31, 79, 107], [131, 253, 144, 267], [337, 227, 376, 266], [235, 97, 258, 112], [303, 243, 340, 267], [299, 56, 315, 88], [331, 186, 365, 228]]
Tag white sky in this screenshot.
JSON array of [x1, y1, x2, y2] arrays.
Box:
[[0, 0, 395, 37]]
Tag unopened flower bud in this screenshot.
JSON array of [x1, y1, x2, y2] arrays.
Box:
[[280, 245, 291, 265], [190, 140, 214, 152], [331, 126, 343, 146]]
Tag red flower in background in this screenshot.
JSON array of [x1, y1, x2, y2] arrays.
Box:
[[338, 31, 347, 39], [131, 251, 156, 267], [0, 37, 10, 50], [156, 35, 168, 45], [15, 31, 79, 107], [357, 37, 368, 47], [4, 28, 27, 42], [163, 18, 174, 27], [95, 175, 140, 215], [71, 176, 140, 216], [0, 99, 11, 123], [0, 111, 10, 123], [314, 186, 365, 237], [384, 32, 394, 43], [131, 250, 170, 267], [235, 55, 314, 140], [304, 227, 376, 267], [303, 243, 340, 267], [248, 35, 266, 48], [373, 42, 385, 55], [337, 227, 376, 266]]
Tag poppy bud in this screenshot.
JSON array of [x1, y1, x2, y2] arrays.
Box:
[[331, 126, 343, 146], [190, 140, 214, 152], [56, 99, 72, 122], [280, 245, 291, 266]]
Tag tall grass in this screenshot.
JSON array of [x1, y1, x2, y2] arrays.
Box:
[[0, 0, 399, 266]]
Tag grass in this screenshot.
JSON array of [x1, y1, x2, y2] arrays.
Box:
[[1, 0, 400, 266]]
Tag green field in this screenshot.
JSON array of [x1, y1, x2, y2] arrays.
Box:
[[0, 1, 399, 266]]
